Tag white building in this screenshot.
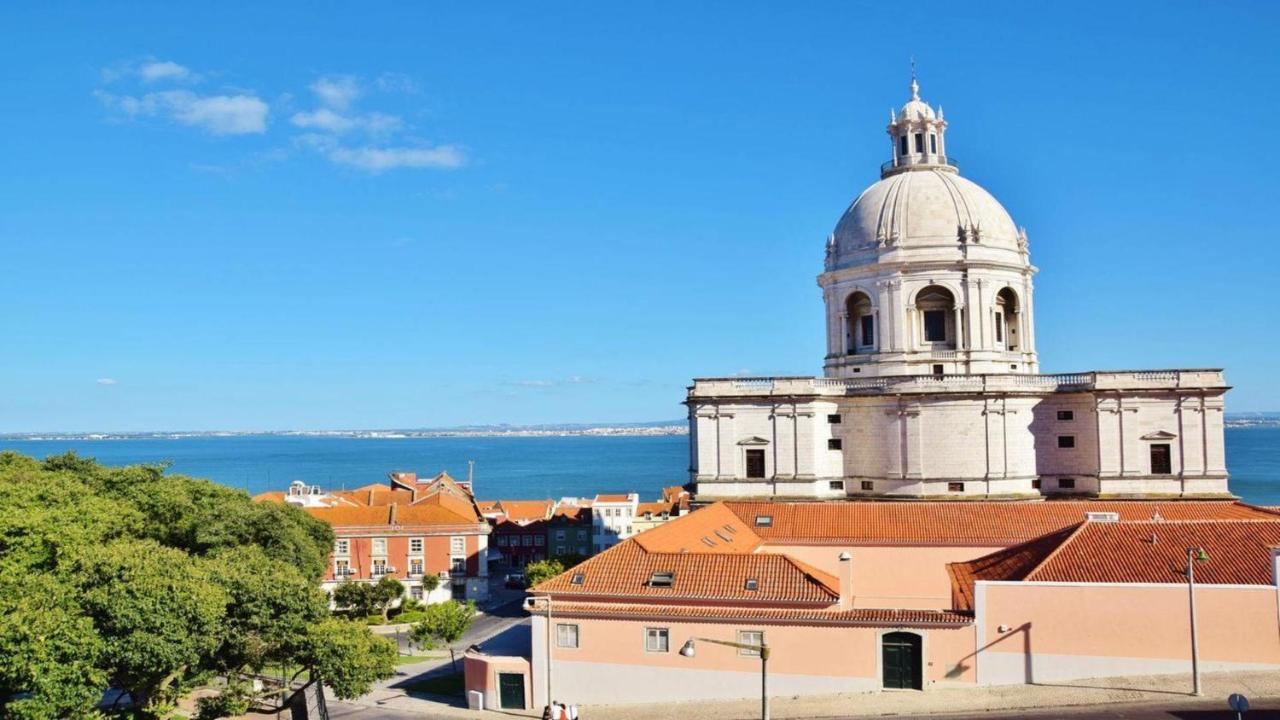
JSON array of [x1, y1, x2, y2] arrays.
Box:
[[687, 76, 1230, 500], [591, 493, 639, 551]]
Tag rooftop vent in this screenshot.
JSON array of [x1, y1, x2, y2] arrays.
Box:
[[714, 529, 734, 543], [744, 578, 759, 591], [755, 515, 773, 527], [1085, 511, 1120, 523], [722, 524, 737, 534], [647, 571, 675, 588]]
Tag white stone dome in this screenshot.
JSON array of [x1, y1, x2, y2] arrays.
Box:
[[830, 169, 1020, 263], [896, 98, 935, 122]]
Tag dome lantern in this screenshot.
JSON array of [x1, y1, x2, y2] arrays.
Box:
[[885, 72, 952, 178]]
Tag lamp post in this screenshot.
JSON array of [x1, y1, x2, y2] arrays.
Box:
[[679, 636, 771, 720], [1186, 546, 1209, 697]]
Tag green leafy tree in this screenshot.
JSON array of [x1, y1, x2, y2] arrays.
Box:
[[420, 573, 441, 593], [410, 600, 476, 672], [523, 559, 565, 588], [370, 576, 405, 622], [297, 619, 398, 699], [332, 580, 375, 617]]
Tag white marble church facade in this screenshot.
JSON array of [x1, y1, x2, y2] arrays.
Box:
[[687, 78, 1230, 500]]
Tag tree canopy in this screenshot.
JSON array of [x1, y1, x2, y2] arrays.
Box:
[[0, 451, 396, 719]]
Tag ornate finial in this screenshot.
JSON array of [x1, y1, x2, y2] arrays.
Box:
[[937, 104, 944, 120], [910, 57, 919, 100]]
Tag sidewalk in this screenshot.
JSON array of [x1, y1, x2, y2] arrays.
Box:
[[334, 669, 1280, 720]]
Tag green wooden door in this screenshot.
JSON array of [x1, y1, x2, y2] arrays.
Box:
[[498, 673, 525, 709], [882, 632, 922, 690]]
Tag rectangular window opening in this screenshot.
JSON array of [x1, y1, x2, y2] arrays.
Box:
[[645, 627, 670, 653], [924, 310, 947, 342], [827, 413, 842, 424], [738, 630, 764, 657], [745, 449, 766, 479], [754, 515, 773, 527], [557, 623, 580, 649], [1059, 477, 1076, 490], [1057, 435, 1076, 449], [948, 482, 965, 493], [829, 480, 845, 491], [914, 133, 924, 153], [1151, 444, 1173, 475], [860, 314, 875, 347], [1057, 410, 1075, 421], [647, 571, 675, 588], [861, 480, 874, 491], [828, 438, 843, 450], [744, 578, 759, 591]]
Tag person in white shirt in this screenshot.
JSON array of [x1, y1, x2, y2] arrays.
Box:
[[568, 704, 579, 720]]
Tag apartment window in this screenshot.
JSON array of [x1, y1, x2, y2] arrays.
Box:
[[335, 559, 351, 577], [738, 630, 764, 657], [522, 536, 533, 547], [372, 538, 387, 556], [827, 413, 842, 424], [450, 536, 466, 555], [451, 557, 465, 574], [334, 539, 350, 556], [861, 480, 874, 491], [647, 571, 675, 588], [557, 623, 580, 649], [860, 314, 875, 347], [496, 535, 508, 547], [555, 545, 565, 555], [1057, 435, 1076, 449], [829, 481, 845, 491], [409, 538, 424, 554], [372, 559, 388, 576], [1151, 444, 1173, 475], [409, 559, 423, 576], [1059, 477, 1076, 490], [1057, 410, 1075, 421], [923, 310, 947, 342], [534, 536, 545, 547], [754, 515, 773, 527], [948, 482, 965, 493], [828, 438, 843, 451], [645, 627, 670, 653], [555, 530, 566, 541], [409, 586, 423, 600], [745, 449, 766, 479]]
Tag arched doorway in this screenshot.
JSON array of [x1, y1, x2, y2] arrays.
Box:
[[881, 631, 923, 690], [995, 287, 1020, 352], [915, 285, 956, 348], [845, 291, 875, 354]]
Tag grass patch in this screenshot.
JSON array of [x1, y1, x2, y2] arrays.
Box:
[[404, 672, 464, 697]]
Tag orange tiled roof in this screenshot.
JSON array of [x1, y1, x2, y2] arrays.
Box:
[[537, 601, 970, 626], [594, 493, 633, 503], [632, 503, 761, 554], [495, 499, 554, 522], [948, 519, 1280, 611], [252, 491, 287, 503], [635, 501, 675, 517], [724, 500, 1273, 546], [532, 540, 838, 605]]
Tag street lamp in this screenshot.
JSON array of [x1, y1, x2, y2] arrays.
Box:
[[678, 636, 771, 720], [1186, 546, 1209, 697]]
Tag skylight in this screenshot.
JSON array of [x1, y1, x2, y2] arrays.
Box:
[[755, 515, 773, 527], [570, 573, 585, 585], [648, 571, 675, 588], [744, 578, 759, 591]]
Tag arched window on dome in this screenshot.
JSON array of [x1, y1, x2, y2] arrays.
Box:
[[995, 287, 1020, 352], [845, 292, 875, 355], [916, 285, 956, 349]]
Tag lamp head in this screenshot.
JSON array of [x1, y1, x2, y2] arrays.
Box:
[[679, 639, 696, 658], [1196, 547, 1209, 562]]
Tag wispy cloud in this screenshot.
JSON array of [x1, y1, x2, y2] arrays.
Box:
[[510, 376, 595, 389], [139, 60, 192, 83], [96, 378, 118, 386], [327, 144, 465, 172], [98, 89, 269, 135], [311, 75, 360, 110]]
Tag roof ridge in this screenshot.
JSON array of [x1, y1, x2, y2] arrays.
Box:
[[1023, 521, 1088, 582], [781, 554, 841, 598]]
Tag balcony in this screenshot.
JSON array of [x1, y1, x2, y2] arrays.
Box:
[[881, 154, 958, 177]]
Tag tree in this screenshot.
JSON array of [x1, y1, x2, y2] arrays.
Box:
[[410, 601, 476, 672], [332, 580, 375, 617], [523, 559, 565, 588], [0, 451, 396, 719], [421, 573, 441, 593], [369, 576, 405, 622]]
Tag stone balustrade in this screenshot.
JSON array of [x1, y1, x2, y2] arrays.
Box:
[[688, 369, 1227, 398]]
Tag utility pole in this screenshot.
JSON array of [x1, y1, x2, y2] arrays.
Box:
[[1186, 546, 1208, 696]]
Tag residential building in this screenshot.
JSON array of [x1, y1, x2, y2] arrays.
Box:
[[465, 499, 1280, 708], [687, 76, 1229, 500], [486, 499, 554, 568], [546, 506, 592, 558], [255, 471, 491, 603], [591, 493, 639, 552]]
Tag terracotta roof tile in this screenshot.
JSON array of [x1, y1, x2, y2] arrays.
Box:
[[948, 519, 1280, 611], [532, 540, 837, 605], [538, 601, 970, 626], [494, 499, 554, 522], [594, 494, 633, 503], [631, 503, 761, 554], [724, 500, 1272, 546]]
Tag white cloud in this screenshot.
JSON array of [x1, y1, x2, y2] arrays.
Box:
[[139, 60, 191, 83], [516, 380, 555, 387], [99, 90, 269, 135], [290, 108, 356, 133], [327, 144, 465, 172], [311, 75, 360, 110], [96, 378, 118, 386]]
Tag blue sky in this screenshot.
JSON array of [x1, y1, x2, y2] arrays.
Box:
[[2, 2, 1278, 432]]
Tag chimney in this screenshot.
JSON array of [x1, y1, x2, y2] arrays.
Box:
[[838, 552, 854, 610]]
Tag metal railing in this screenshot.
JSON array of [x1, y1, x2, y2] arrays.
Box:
[[881, 154, 958, 175]]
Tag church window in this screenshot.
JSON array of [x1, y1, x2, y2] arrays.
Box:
[[994, 313, 1004, 343], [932, 364, 944, 376], [930, 134, 937, 154], [1057, 410, 1074, 421], [860, 314, 875, 347], [1150, 444, 1172, 475], [914, 133, 924, 153], [1058, 478, 1076, 490], [948, 482, 965, 493], [829, 481, 844, 491], [827, 414, 842, 424], [899, 135, 908, 156], [1057, 435, 1076, 449], [828, 438, 843, 450], [923, 310, 947, 342], [745, 449, 766, 479], [861, 481, 874, 491]]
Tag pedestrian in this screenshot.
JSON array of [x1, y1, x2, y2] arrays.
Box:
[[568, 703, 579, 720], [550, 700, 564, 720], [541, 704, 552, 720]]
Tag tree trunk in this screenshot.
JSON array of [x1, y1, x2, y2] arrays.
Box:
[[449, 648, 457, 675]]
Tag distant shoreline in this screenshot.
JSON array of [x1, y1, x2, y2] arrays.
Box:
[[1, 424, 690, 442]]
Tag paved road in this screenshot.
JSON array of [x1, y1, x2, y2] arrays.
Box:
[[899, 696, 1279, 719]]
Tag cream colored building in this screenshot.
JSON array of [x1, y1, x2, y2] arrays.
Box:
[[688, 77, 1230, 500]]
